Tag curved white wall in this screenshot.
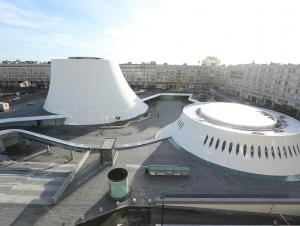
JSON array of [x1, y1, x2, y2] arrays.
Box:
[[157, 103, 300, 177], [44, 58, 148, 125]]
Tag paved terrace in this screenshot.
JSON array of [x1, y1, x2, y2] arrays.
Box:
[[4, 139, 300, 226], [30, 97, 189, 146], [0, 93, 196, 152], [1, 94, 300, 225], [0, 143, 89, 208], [0, 92, 198, 128], [0, 97, 50, 120], [0, 98, 188, 225]]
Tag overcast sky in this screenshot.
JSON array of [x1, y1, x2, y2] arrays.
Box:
[[0, 0, 299, 65]]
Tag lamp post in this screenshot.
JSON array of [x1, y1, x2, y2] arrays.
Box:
[[160, 194, 165, 226]]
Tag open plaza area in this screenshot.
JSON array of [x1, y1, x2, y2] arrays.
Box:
[[0, 93, 300, 225]]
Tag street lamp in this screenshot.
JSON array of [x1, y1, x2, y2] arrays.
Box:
[[160, 194, 165, 226]]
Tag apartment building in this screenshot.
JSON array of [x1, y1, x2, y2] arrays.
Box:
[[0, 61, 50, 88], [120, 61, 217, 91], [0, 60, 299, 117], [223, 63, 300, 115]]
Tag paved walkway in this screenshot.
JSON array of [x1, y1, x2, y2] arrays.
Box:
[[29, 97, 186, 147], [0, 92, 198, 128], [142, 92, 199, 103], [115, 135, 170, 149], [0, 95, 190, 152], [0, 149, 89, 205]]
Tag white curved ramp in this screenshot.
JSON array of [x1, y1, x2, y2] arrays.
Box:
[[0, 128, 166, 152], [0, 129, 100, 152], [44, 58, 148, 125]]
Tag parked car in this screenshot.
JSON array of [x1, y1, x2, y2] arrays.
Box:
[[12, 97, 21, 101]]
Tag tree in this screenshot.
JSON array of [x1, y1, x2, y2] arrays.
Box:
[[201, 56, 220, 66]]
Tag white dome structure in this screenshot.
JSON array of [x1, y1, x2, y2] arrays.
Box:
[[157, 102, 300, 178], [44, 57, 148, 125]]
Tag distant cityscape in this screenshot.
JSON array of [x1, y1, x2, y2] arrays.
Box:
[[1, 57, 300, 119]]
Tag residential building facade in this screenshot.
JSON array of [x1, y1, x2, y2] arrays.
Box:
[[222, 63, 300, 115], [0, 61, 50, 88], [0, 60, 300, 117]]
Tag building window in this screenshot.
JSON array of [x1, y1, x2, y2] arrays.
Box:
[[264, 146, 268, 159], [209, 137, 214, 147], [250, 145, 254, 158], [283, 146, 288, 158], [293, 145, 297, 156], [215, 139, 220, 149], [177, 119, 184, 129], [222, 141, 226, 152], [229, 142, 233, 153], [271, 146, 275, 159], [179, 122, 184, 129], [288, 146, 293, 157], [277, 147, 282, 159], [243, 144, 247, 156], [236, 143, 240, 155], [203, 135, 208, 145], [258, 146, 261, 159]]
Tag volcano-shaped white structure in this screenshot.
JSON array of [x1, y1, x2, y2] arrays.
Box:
[[44, 57, 148, 125]]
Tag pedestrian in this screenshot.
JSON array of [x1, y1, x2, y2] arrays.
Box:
[[157, 113, 160, 118]]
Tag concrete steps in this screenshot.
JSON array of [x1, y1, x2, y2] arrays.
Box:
[[0, 150, 89, 205]]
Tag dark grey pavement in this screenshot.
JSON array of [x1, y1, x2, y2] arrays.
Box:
[[7, 138, 300, 225], [0, 89, 158, 120], [0, 96, 51, 119], [0, 97, 188, 226], [117, 140, 300, 199], [31, 97, 188, 146]]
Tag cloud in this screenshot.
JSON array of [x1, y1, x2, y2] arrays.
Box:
[[0, 0, 62, 28], [0, 0, 300, 64], [98, 0, 300, 64]]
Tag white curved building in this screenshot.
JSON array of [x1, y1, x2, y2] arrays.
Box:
[[157, 102, 300, 178], [44, 57, 148, 125]]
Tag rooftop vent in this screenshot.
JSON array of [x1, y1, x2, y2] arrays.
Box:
[[108, 168, 129, 200]]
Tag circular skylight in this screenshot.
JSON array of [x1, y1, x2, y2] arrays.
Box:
[[198, 102, 277, 130]]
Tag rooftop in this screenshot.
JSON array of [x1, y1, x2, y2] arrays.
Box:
[[196, 102, 277, 130], [185, 103, 300, 136]]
